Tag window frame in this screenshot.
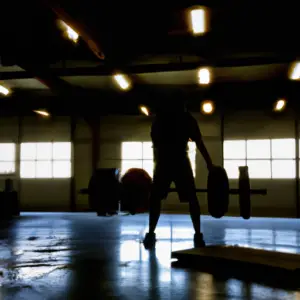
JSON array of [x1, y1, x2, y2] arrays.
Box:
[[20, 142, 72, 179], [224, 138, 297, 180], [121, 141, 197, 178], [0, 143, 16, 176]]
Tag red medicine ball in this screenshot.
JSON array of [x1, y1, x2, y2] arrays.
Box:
[[121, 168, 152, 214]]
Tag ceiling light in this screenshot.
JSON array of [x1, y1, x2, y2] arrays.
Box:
[[140, 106, 149, 116], [58, 20, 79, 43], [0, 85, 10, 96], [190, 7, 207, 35], [34, 110, 50, 117], [289, 62, 300, 80], [114, 74, 131, 90], [201, 101, 214, 114], [198, 68, 211, 85], [274, 99, 286, 112]]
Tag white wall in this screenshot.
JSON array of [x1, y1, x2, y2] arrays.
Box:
[[74, 118, 92, 211], [98, 114, 223, 214], [0, 117, 19, 192], [99, 112, 298, 218], [0, 111, 298, 217], [0, 116, 71, 211], [225, 111, 296, 217]]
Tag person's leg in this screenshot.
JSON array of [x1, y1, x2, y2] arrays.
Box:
[[143, 161, 171, 249], [148, 194, 162, 234], [188, 193, 201, 235], [175, 156, 205, 247]]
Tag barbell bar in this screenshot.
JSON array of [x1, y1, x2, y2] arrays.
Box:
[[169, 188, 267, 195], [81, 188, 267, 196]]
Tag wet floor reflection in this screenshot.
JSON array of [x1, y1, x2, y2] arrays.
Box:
[[1, 213, 300, 299]]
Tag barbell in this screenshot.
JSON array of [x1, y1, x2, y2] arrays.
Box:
[[82, 166, 267, 219], [169, 188, 267, 195], [166, 165, 266, 219]]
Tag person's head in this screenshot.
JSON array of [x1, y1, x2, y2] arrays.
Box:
[[156, 99, 187, 116]]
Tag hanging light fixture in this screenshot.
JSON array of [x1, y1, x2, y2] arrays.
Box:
[[113, 74, 131, 90], [33, 109, 50, 117], [139, 105, 149, 116], [198, 67, 211, 85], [0, 84, 10, 96], [273, 99, 286, 112], [189, 7, 208, 35], [58, 20, 79, 43], [201, 100, 214, 114]]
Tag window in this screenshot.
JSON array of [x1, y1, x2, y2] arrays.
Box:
[[121, 142, 153, 177], [224, 160, 246, 179], [272, 160, 295, 179], [20, 142, 71, 178], [0, 143, 16, 174], [188, 142, 196, 177], [271, 139, 295, 159], [247, 140, 270, 159], [271, 139, 295, 179], [121, 141, 196, 178], [224, 139, 296, 179], [224, 140, 246, 159], [246, 139, 271, 179]]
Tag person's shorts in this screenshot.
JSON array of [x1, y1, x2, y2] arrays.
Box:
[[151, 154, 196, 203]]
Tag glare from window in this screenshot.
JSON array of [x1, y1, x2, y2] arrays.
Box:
[[121, 141, 196, 178], [0, 143, 15, 161], [53, 142, 72, 160], [53, 161, 71, 178], [188, 142, 196, 176], [0, 143, 16, 174], [122, 142, 143, 160], [247, 160, 271, 179], [20, 142, 71, 178], [272, 160, 296, 179], [20, 161, 35, 178], [246, 139, 271, 159], [36, 161, 52, 178], [121, 160, 143, 176], [0, 162, 15, 174], [224, 160, 246, 179], [21, 143, 37, 160], [36, 143, 52, 160], [142, 142, 153, 160], [271, 139, 295, 159], [142, 160, 154, 178], [224, 139, 298, 179], [224, 140, 246, 159]]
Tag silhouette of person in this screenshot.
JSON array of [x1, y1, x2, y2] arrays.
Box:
[[143, 99, 213, 249]]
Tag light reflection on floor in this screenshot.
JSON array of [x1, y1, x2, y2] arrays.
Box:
[[1, 213, 300, 299]]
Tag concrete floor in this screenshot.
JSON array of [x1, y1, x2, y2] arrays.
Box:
[[1, 213, 300, 299]]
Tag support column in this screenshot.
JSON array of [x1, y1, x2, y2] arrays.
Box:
[[17, 115, 23, 208], [70, 115, 77, 212], [85, 117, 101, 172], [220, 109, 225, 167], [295, 117, 299, 218]]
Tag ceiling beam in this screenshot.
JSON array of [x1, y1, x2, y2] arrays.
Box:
[[17, 62, 81, 95], [0, 55, 296, 81]]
